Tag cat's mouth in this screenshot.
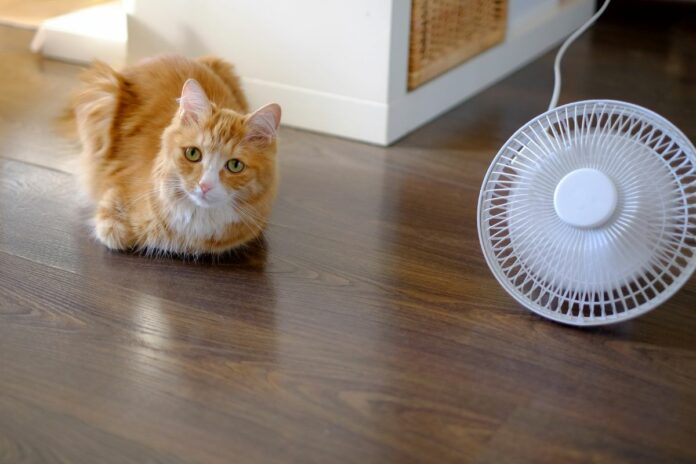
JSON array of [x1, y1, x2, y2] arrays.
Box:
[[187, 188, 229, 209], [188, 191, 215, 208]]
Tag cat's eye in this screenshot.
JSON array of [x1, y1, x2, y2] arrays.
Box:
[[184, 146, 202, 162], [226, 159, 245, 173]]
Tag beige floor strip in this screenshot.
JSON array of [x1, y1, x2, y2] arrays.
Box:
[[0, 0, 108, 28]]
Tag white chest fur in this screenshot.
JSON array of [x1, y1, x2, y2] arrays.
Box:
[[166, 198, 241, 240]]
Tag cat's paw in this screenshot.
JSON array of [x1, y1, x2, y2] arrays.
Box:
[[94, 217, 129, 251]]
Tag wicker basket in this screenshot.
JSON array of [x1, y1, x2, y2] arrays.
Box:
[[408, 0, 508, 90]]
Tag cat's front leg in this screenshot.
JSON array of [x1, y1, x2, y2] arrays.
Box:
[[94, 189, 132, 251]]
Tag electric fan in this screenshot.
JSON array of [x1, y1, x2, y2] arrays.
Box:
[[478, 0, 696, 326]]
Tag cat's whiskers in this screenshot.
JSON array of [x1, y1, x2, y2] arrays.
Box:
[[229, 201, 265, 236], [122, 187, 160, 210], [120, 175, 181, 211], [235, 197, 284, 229], [233, 200, 264, 224]]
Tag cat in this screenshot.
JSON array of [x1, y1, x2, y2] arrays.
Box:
[[69, 54, 281, 256]]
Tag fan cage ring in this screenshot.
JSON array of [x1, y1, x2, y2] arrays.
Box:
[[478, 100, 696, 326]]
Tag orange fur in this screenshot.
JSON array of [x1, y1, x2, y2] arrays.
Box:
[[70, 55, 280, 255]]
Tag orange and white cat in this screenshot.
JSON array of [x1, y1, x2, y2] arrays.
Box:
[[70, 55, 281, 255]]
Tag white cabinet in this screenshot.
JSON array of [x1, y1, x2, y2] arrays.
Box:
[[124, 0, 594, 145]]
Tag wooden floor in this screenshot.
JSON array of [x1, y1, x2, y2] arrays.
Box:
[[1, 3, 695, 463]]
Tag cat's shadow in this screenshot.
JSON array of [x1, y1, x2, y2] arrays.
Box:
[[175, 235, 267, 268], [125, 235, 270, 270]]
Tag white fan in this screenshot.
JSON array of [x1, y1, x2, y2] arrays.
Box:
[[478, 0, 696, 326]]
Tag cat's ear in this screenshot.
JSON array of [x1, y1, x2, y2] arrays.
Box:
[[178, 79, 211, 125], [245, 103, 282, 145]]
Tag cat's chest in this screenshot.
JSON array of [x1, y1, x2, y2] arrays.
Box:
[[167, 202, 240, 239]]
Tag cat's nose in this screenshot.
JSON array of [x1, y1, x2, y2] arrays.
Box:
[[198, 182, 213, 195]]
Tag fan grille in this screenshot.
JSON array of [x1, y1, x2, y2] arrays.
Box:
[[478, 100, 696, 325]]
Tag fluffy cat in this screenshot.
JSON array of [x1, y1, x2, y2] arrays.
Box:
[[70, 54, 281, 255]]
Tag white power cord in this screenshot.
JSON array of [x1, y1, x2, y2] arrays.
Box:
[[549, 0, 613, 110]]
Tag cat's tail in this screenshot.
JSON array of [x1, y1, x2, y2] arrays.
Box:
[[65, 60, 124, 159], [65, 61, 124, 200]]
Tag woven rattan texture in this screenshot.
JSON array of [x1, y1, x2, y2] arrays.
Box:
[[409, 0, 508, 89]]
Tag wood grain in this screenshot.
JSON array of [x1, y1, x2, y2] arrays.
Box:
[[1, 2, 695, 463]]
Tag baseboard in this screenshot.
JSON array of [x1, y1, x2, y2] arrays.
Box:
[[242, 77, 389, 146]]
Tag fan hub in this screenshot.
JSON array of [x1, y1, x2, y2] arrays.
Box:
[[553, 168, 617, 228]]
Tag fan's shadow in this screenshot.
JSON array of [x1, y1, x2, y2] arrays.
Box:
[[556, 286, 696, 352]]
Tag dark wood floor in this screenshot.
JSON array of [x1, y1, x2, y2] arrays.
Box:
[[1, 2, 695, 463]]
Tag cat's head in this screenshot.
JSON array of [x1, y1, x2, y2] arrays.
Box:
[[159, 79, 281, 210]]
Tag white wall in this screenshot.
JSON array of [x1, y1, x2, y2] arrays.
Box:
[[508, 0, 559, 29], [128, 0, 401, 102], [127, 0, 594, 145]]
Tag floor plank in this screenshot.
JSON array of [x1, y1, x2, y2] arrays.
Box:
[[1, 1, 695, 463]]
